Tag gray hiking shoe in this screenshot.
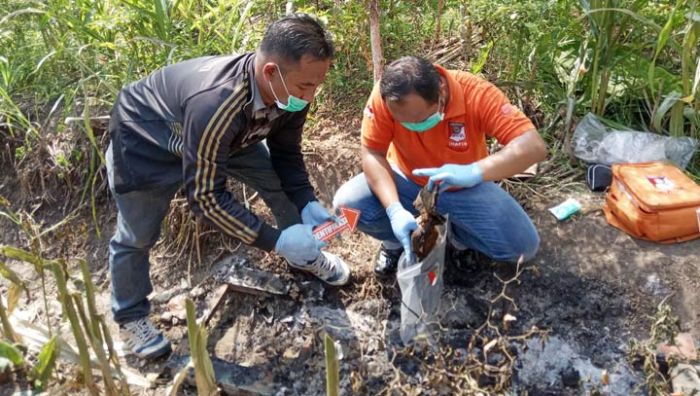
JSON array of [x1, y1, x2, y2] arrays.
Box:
[[287, 251, 350, 286], [119, 317, 171, 359]]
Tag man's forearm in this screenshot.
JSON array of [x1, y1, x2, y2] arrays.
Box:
[[361, 145, 400, 209], [477, 129, 547, 182]]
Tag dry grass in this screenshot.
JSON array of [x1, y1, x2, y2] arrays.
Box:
[[627, 297, 681, 395], [376, 257, 548, 395]]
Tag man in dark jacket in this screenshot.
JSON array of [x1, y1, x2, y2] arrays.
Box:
[[106, 14, 349, 359]]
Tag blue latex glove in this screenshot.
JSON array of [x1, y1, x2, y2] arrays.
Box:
[[385, 202, 418, 254], [301, 201, 333, 227], [413, 163, 483, 192], [275, 224, 326, 264]]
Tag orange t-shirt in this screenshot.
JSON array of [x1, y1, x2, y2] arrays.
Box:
[[361, 65, 535, 186]]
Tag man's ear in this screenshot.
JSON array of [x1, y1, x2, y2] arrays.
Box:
[[439, 78, 447, 96], [262, 62, 278, 80]]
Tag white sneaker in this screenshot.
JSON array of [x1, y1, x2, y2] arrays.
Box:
[[287, 251, 350, 286], [119, 318, 171, 359]]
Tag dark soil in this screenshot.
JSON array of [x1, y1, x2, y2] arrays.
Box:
[[1, 116, 698, 395]]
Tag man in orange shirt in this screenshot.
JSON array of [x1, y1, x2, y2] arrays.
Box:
[[333, 56, 546, 276]]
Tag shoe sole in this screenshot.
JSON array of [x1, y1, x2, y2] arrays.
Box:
[[287, 261, 350, 286], [325, 269, 350, 286], [127, 337, 172, 360]]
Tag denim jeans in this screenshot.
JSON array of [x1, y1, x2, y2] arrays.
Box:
[[106, 142, 300, 324], [332, 167, 539, 262]]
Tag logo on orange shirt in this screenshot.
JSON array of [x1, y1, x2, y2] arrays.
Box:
[[364, 105, 374, 119], [448, 122, 468, 151]]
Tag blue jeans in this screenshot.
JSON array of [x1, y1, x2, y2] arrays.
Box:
[[332, 168, 539, 262], [106, 142, 300, 324]]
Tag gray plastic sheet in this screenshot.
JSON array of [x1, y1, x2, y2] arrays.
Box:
[[572, 113, 697, 168]]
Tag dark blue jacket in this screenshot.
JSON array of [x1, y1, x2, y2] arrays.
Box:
[[108, 52, 315, 251]]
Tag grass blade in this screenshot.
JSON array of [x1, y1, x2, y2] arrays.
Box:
[[0, 297, 18, 343], [78, 260, 102, 345], [653, 91, 683, 132], [30, 335, 58, 391], [6, 284, 21, 314], [231, 0, 255, 51], [470, 41, 494, 75], [692, 55, 700, 96], [185, 298, 218, 396], [670, 101, 686, 136], [0, 339, 24, 366], [681, 14, 699, 96], [48, 260, 98, 395], [0, 262, 28, 293], [324, 333, 339, 396], [0, 246, 41, 267], [72, 293, 119, 395], [648, 0, 682, 93], [582, 7, 663, 31]]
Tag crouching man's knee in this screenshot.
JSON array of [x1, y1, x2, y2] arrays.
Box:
[[499, 229, 540, 263]]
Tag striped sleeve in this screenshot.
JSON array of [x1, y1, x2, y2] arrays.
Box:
[[266, 107, 316, 211], [182, 80, 280, 251]]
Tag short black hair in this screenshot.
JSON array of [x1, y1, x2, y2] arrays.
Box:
[[380, 56, 440, 104], [259, 13, 334, 64]]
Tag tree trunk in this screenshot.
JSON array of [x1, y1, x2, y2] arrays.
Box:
[[434, 0, 443, 45], [368, 0, 384, 82]]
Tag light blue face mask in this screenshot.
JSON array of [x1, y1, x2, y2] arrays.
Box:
[[401, 99, 445, 132], [269, 65, 309, 112]]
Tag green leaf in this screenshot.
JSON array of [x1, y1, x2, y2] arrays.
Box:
[[687, 11, 700, 23], [0, 297, 18, 343], [0, 246, 41, 267], [648, 0, 681, 92], [324, 333, 339, 396], [470, 41, 494, 74], [7, 284, 21, 315], [152, 0, 170, 41], [693, 56, 700, 97], [683, 106, 700, 121], [681, 17, 699, 95], [31, 335, 58, 391], [0, 262, 27, 290], [669, 102, 686, 137], [0, 340, 24, 366], [653, 91, 683, 132], [185, 298, 217, 396], [582, 8, 663, 32]]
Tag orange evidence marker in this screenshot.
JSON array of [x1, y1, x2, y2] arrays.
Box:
[[313, 207, 361, 242]]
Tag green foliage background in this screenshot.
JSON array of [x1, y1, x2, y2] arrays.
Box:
[[0, 0, 698, 179]]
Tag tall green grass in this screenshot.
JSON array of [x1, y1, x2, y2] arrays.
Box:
[[324, 333, 340, 396], [0, 201, 129, 394], [466, 0, 698, 146]]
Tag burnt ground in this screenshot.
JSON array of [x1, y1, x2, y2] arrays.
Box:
[[0, 116, 699, 395]]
